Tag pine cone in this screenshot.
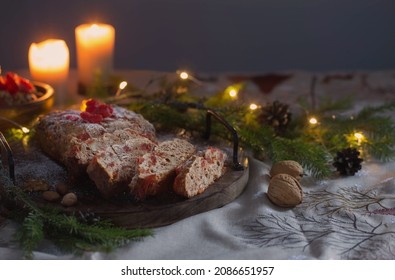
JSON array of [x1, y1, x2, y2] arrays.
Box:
[[333, 147, 363, 176], [258, 101, 291, 132]]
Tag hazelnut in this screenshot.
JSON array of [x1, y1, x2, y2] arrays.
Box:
[[270, 160, 304, 181], [22, 179, 50, 192], [267, 173, 303, 207], [55, 182, 70, 196], [61, 193, 78, 207], [42, 191, 60, 202]]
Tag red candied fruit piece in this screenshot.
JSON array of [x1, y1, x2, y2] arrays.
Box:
[[5, 72, 19, 95], [150, 154, 157, 165], [85, 99, 101, 113], [96, 103, 114, 118], [19, 77, 35, 93], [80, 99, 114, 123], [123, 145, 132, 152], [0, 72, 35, 94], [83, 99, 113, 118], [137, 157, 144, 165], [77, 132, 90, 141], [80, 111, 103, 123]]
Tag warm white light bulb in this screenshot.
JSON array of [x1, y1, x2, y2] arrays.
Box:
[[21, 127, 30, 134], [229, 89, 237, 98], [119, 81, 127, 90], [309, 117, 318, 125], [354, 132, 364, 140], [180, 72, 189, 80], [249, 103, 258, 110]]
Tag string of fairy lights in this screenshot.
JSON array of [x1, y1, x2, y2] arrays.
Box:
[[173, 70, 367, 150]]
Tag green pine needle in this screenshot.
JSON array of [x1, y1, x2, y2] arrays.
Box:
[[15, 212, 45, 259], [1, 171, 152, 259], [269, 138, 332, 178]]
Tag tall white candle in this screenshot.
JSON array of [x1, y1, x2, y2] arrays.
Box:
[[75, 23, 115, 90], [28, 39, 69, 86]]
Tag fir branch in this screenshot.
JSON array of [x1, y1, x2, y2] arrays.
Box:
[[269, 138, 332, 178], [317, 96, 354, 113], [137, 103, 205, 133], [297, 96, 353, 114], [45, 215, 150, 254], [1, 171, 152, 259], [235, 125, 331, 178], [236, 125, 274, 159], [15, 211, 44, 259]]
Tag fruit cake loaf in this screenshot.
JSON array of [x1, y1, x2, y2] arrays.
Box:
[[173, 147, 227, 198], [36, 106, 156, 165], [35, 103, 158, 197], [132, 138, 196, 200]]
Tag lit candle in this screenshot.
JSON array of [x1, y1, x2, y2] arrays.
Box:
[[28, 39, 69, 86], [75, 23, 115, 92]]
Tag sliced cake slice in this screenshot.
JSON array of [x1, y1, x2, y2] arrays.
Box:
[[132, 138, 196, 200], [173, 147, 227, 198], [86, 137, 157, 198]]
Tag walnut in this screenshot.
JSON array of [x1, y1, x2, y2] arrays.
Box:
[[267, 173, 303, 207], [270, 160, 304, 181]]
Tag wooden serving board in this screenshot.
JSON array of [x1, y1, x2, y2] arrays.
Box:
[[3, 137, 249, 229], [52, 162, 248, 229]]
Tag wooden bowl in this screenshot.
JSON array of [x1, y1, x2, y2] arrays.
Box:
[[0, 82, 54, 126]]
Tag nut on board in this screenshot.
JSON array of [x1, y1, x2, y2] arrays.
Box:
[[42, 191, 61, 202], [61, 193, 78, 207], [22, 179, 50, 192]]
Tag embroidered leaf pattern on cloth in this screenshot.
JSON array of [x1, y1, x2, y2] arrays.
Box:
[[239, 180, 395, 259]]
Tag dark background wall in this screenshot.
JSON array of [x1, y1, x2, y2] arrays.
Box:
[[1, 0, 395, 73]]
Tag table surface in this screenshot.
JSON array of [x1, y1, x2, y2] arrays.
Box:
[[1, 69, 395, 260]]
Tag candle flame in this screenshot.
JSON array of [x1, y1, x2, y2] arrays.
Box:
[[29, 39, 69, 69], [88, 23, 108, 36], [77, 23, 114, 40]]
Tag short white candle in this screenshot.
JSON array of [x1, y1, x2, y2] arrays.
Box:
[[28, 39, 69, 86], [75, 23, 115, 90]]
